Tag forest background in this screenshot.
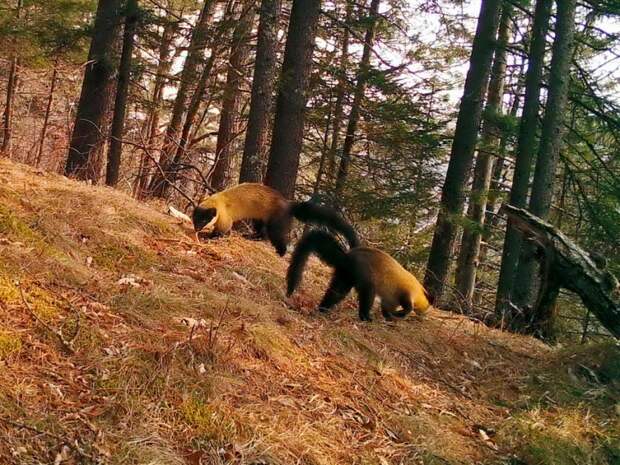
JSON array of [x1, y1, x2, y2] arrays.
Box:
[[0, 0, 619, 342]]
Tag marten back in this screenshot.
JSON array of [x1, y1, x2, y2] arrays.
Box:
[[203, 183, 287, 222]]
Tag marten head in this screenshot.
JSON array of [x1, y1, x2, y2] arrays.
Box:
[[416, 288, 436, 314], [192, 206, 218, 232]]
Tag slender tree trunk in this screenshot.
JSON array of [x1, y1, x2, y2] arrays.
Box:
[[36, 64, 58, 167], [263, 0, 322, 199], [239, 0, 281, 183], [494, 0, 552, 318], [324, 1, 353, 191], [170, 50, 218, 175], [106, 0, 138, 186], [65, 0, 122, 181], [148, 0, 214, 197], [312, 94, 334, 195], [473, 88, 522, 299], [134, 20, 175, 198], [483, 63, 525, 236], [454, 4, 511, 309], [511, 0, 576, 327], [423, 0, 503, 302], [1, 0, 22, 155], [211, 6, 254, 190], [1, 57, 19, 155], [333, 0, 381, 200]]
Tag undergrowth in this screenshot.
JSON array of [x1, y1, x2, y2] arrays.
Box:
[[0, 160, 617, 465]]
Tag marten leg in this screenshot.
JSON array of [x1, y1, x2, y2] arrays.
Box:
[[267, 214, 291, 256], [238, 220, 265, 239], [381, 302, 396, 321], [398, 296, 413, 316], [251, 220, 266, 239], [356, 283, 375, 322], [198, 229, 225, 240], [318, 272, 352, 313]]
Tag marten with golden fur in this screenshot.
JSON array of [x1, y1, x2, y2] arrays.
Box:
[[287, 230, 434, 321], [192, 183, 359, 256]]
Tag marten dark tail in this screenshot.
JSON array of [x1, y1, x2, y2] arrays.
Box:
[[286, 230, 351, 297], [290, 201, 359, 248]]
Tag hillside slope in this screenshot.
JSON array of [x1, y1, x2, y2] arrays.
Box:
[[0, 159, 617, 465]]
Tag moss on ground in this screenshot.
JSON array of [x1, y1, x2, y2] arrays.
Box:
[[182, 397, 238, 443], [0, 331, 21, 359], [249, 323, 301, 365], [496, 342, 620, 465]]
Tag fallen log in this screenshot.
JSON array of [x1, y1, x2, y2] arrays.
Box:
[[500, 204, 619, 339]]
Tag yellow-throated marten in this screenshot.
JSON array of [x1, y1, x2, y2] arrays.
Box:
[[287, 230, 434, 321], [192, 183, 359, 256]]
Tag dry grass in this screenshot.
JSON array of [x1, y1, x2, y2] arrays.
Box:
[[0, 159, 617, 465]]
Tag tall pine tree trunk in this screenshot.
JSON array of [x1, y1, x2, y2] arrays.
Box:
[[1, 0, 22, 156], [482, 63, 525, 237], [1, 56, 19, 155], [333, 0, 381, 200], [312, 92, 334, 196], [106, 0, 138, 186], [65, 0, 122, 181], [511, 0, 576, 329], [495, 0, 552, 317], [134, 20, 175, 198], [263, 0, 322, 199], [148, 0, 214, 197], [454, 4, 511, 309], [171, 50, 218, 175], [324, 1, 353, 190], [211, 6, 254, 190], [35, 63, 58, 167], [423, 0, 503, 302], [473, 88, 522, 300], [239, 0, 281, 183]]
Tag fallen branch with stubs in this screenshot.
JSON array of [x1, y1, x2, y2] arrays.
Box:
[[501, 204, 619, 338]]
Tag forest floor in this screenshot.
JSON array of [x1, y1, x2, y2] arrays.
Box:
[[0, 159, 617, 465]]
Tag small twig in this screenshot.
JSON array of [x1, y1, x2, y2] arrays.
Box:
[[0, 417, 94, 460], [19, 287, 75, 354], [0, 417, 62, 439], [48, 290, 82, 346], [209, 299, 229, 356]]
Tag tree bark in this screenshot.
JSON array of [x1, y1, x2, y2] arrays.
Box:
[[35, 64, 58, 167], [324, 1, 353, 191], [511, 0, 577, 319], [239, 0, 281, 183], [170, 50, 218, 178], [454, 4, 511, 309], [148, 0, 214, 197], [311, 94, 334, 196], [65, 0, 122, 181], [106, 0, 138, 186], [501, 204, 620, 339], [473, 88, 522, 306], [1, 0, 23, 155], [211, 5, 255, 190], [333, 0, 381, 200], [423, 0, 503, 302], [134, 20, 176, 198], [1, 57, 19, 155], [263, 0, 322, 199], [494, 0, 552, 316]]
